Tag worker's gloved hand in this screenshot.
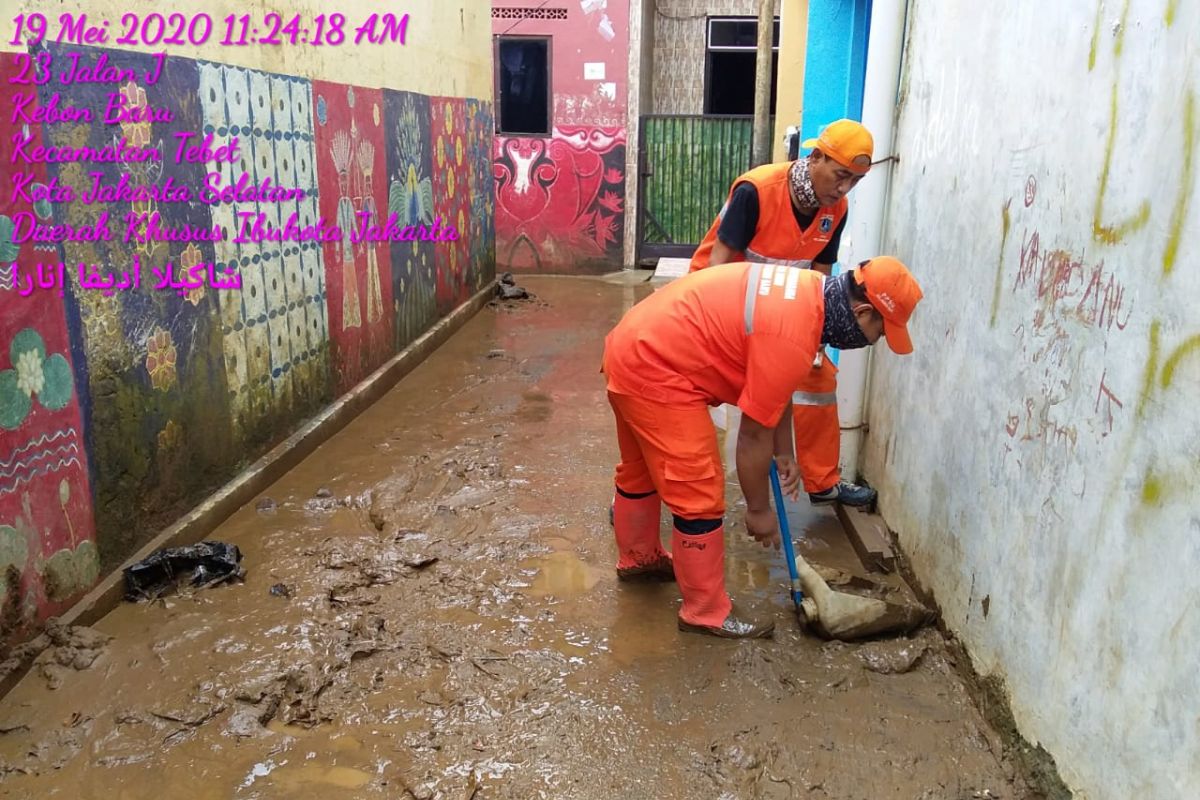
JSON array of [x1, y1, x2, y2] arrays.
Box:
[[744, 507, 781, 551], [773, 455, 802, 501]]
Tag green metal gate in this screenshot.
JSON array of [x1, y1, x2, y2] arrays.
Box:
[[635, 114, 756, 264]]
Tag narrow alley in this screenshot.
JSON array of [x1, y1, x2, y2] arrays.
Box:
[[0, 277, 1034, 799], [1, 0, 1195, 798]]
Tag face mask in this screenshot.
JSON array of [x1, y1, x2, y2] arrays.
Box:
[[821, 272, 871, 350], [788, 158, 821, 209]]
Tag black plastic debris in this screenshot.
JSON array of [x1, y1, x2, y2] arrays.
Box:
[[123, 541, 245, 601], [495, 272, 529, 300]]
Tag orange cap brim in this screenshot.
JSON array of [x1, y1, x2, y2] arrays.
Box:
[[884, 321, 913, 355], [801, 137, 871, 175]]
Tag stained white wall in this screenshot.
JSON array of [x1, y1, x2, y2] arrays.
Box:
[[863, 1, 1199, 798]]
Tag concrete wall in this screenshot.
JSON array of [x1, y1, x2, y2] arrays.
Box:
[[863, 1, 1199, 797], [651, 0, 775, 116], [0, 0, 495, 643], [492, 0, 629, 273]]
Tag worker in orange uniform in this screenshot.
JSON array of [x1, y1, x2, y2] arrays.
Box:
[[690, 119, 878, 509], [603, 257, 923, 638]]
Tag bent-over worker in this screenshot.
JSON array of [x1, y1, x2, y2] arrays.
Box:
[[602, 257, 924, 638]]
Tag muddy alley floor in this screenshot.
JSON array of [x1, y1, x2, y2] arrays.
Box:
[[0, 276, 1034, 799]]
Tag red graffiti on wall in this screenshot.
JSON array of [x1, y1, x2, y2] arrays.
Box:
[[493, 126, 626, 273], [1013, 229, 1132, 333], [1094, 368, 1124, 437]]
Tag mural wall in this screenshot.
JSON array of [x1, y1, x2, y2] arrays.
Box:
[[0, 69, 101, 637], [862, 1, 1199, 797], [491, 1, 629, 273], [0, 43, 494, 642]]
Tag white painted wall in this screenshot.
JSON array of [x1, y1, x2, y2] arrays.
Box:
[[862, 1, 1199, 798]]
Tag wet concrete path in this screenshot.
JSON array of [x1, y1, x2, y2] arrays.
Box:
[[0, 276, 1031, 798]]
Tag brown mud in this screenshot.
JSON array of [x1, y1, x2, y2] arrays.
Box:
[[0, 276, 1040, 799]]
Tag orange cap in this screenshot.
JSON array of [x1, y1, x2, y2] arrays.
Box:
[[802, 119, 874, 175], [853, 257, 923, 354]]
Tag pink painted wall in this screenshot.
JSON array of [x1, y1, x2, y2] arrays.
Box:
[[492, 1, 630, 273]]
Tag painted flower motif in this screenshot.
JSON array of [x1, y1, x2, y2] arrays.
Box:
[[119, 81, 152, 148], [179, 243, 205, 306], [604, 168, 624, 184], [0, 329, 73, 429], [15, 348, 44, 397], [83, 300, 123, 350], [443, 102, 453, 134], [447, 168, 456, 200], [157, 419, 183, 453], [455, 136, 464, 166], [145, 326, 177, 391], [598, 191, 624, 214], [594, 212, 617, 249]]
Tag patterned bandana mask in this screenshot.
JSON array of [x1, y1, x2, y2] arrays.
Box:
[[788, 158, 821, 210], [821, 272, 871, 351]]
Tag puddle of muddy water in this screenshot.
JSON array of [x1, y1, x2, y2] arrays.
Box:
[[0, 277, 1030, 800], [522, 550, 606, 599]]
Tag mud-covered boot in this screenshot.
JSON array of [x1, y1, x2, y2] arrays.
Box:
[[612, 490, 674, 582], [808, 480, 877, 509], [672, 526, 774, 638]]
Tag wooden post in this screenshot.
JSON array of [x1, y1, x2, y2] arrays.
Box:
[[751, 0, 775, 166]]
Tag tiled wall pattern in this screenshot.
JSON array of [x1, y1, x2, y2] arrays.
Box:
[[199, 64, 331, 445]]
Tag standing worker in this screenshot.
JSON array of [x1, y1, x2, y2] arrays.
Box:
[[690, 119, 879, 509], [603, 258, 923, 638]]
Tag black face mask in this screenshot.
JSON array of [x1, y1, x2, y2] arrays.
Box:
[[821, 272, 871, 350]]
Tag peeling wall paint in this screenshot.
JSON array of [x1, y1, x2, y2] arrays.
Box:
[[865, 1, 1200, 797]]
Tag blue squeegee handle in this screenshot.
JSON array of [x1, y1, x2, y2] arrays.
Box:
[[768, 460, 805, 610]]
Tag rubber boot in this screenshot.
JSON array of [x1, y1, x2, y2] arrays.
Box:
[[612, 491, 674, 582], [672, 526, 774, 638]]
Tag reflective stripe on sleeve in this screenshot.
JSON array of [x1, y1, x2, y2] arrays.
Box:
[[791, 390, 837, 406], [744, 262, 764, 333]]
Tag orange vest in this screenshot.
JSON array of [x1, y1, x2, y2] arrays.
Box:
[[603, 262, 824, 427], [689, 162, 848, 273]]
